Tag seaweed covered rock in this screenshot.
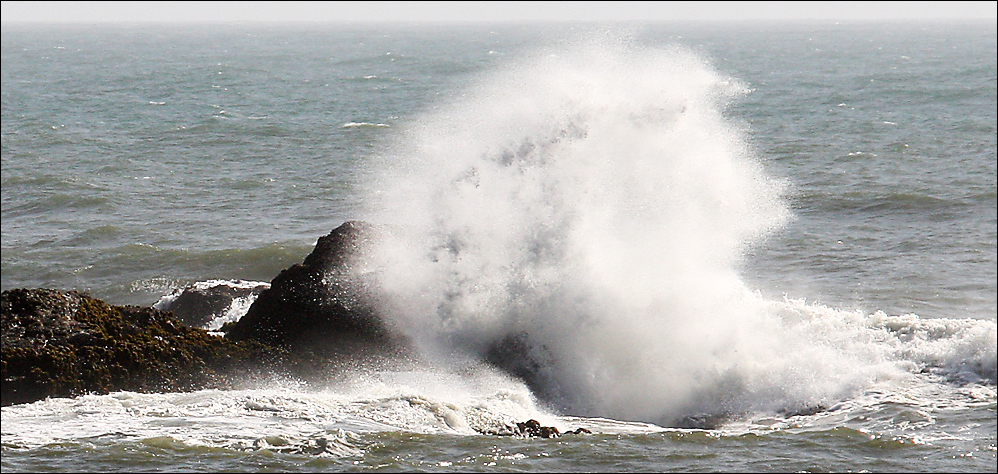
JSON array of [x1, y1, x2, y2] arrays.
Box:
[[223, 221, 411, 360], [1, 288, 290, 407]]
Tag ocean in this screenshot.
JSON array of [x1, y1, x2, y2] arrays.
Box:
[[2, 21, 995, 472]]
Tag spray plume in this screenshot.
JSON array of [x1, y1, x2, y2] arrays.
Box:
[[357, 36, 907, 424]]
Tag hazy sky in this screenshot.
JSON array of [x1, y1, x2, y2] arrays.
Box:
[[2, 1, 996, 24]]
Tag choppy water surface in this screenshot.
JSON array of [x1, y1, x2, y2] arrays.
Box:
[[2, 21, 995, 472]]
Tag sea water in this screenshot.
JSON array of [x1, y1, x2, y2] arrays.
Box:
[[2, 21, 995, 472]]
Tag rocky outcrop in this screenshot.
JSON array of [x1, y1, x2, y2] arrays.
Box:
[[0, 221, 416, 407], [0, 288, 293, 407], [0, 221, 550, 408], [222, 221, 412, 361], [224, 221, 563, 400]]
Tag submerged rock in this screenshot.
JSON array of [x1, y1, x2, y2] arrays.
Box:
[[483, 419, 592, 438], [1, 288, 288, 407]]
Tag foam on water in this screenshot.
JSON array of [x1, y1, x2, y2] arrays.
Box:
[[2, 358, 991, 454], [356, 35, 997, 425], [0, 366, 557, 454], [341, 122, 391, 128]]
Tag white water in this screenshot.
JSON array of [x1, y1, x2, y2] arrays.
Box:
[[0, 367, 562, 453], [357, 37, 997, 425]]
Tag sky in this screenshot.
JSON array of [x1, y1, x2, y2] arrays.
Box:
[[2, 1, 996, 24]]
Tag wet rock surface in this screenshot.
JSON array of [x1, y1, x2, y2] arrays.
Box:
[[482, 419, 593, 438], [1, 221, 575, 416], [1, 288, 289, 407], [222, 221, 411, 360], [0, 221, 414, 406]]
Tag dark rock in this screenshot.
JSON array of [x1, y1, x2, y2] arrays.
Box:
[[153, 280, 269, 329], [0, 221, 416, 407], [516, 419, 561, 438], [483, 331, 562, 407], [485, 419, 591, 438], [0, 222, 555, 409], [779, 403, 828, 417], [213, 221, 558, 392], [1, 288, 291, 407], [223, 221, 411, 360], [672, 412, 735, 430]]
